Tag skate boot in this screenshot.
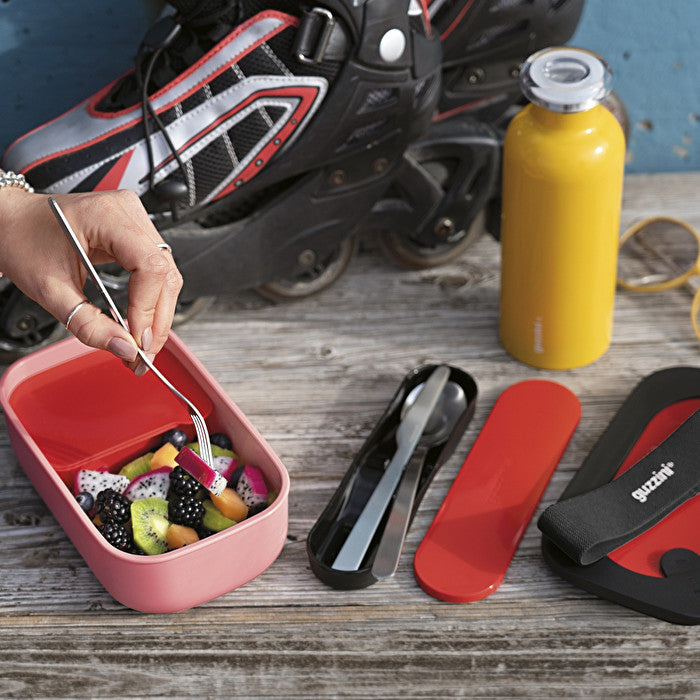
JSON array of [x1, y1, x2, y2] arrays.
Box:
[[372, 0, 586, 268], [0, 0, 441, 357], [431, 0, 584, 124]]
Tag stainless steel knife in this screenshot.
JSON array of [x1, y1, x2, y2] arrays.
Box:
[[332, 365, 450, 571]]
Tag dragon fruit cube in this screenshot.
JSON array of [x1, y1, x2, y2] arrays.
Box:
[[123, 466, 171, 502], [235, 465, 268, 507], [73, 469, 129, 500]]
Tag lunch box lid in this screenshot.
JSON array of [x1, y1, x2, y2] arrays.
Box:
[[2, 337, 214, 482]]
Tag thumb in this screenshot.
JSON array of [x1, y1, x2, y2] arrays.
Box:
[[66, 300, 139, 364]]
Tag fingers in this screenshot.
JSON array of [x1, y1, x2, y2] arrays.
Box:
[[133, 260, 183, 354], [64, 300, 140, 364], [125, 247, 183, 355], [82, 190, 183, 356], [36, 276, 143, 366]]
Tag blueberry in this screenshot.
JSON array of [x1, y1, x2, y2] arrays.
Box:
[[209, 432, 232, 451], [75, 491, 94, 513], [161, 428, 188, 450]]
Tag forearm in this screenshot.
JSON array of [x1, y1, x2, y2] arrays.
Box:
[[0, 170, 41, 279]]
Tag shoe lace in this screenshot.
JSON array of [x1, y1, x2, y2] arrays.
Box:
[[132, 1, 241, 216], [135, 16, 189, 212]]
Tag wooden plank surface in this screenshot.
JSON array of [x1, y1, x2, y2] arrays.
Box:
[[0, 172, 699, 698]]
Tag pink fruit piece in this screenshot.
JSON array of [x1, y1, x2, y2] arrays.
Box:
[[123, 466, 171, 502], [74, 469, 129, 499], [236, 465, 268, 507], [176, 447, 227, 496], [213, 455, 240, 483]]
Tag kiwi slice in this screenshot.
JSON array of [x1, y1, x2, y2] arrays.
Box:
[[202, 500, 237, 532], [131, 497, 170, 555], [212, 446, 235, 458], [119, 452, 154, 481], [187, 442, 236, 459]]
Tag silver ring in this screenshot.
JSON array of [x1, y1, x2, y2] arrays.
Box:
[[156, 243, 172, 253], [65, 300, 89, 331]]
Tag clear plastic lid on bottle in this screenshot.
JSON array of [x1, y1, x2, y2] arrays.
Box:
[[519, 47, 612, 113]]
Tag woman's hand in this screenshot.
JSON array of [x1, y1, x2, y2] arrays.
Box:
[[0, 188, 183, 372]]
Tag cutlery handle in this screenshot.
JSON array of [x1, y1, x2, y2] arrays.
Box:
[[48, 198, 129, 333], [331, 365, 449, 572], [331, 445, 412, 571], [371, 445, 428, 579]]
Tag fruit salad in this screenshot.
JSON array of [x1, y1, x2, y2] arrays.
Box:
[[73, 429, 275, 555]]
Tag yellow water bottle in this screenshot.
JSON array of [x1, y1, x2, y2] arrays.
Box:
[[499, 47, 625, 369]]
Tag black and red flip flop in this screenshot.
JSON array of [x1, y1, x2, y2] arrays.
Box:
[[540, 367, 700, 625]]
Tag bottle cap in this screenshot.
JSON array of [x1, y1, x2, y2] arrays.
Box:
[[519, 46, 612, 113]]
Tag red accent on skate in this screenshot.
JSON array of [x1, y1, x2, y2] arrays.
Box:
[[441, 0, 476, 40], [86, 11, 299, 120], [418, 0, 432, 35], [213, 86, 321, 200], [148, 85, 320, 183], [94, 149, 135, 191], [433, 94, 506, 123]]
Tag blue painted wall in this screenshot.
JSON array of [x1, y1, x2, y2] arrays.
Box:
[[571, 0, 699, 172], [0, 1, 159, 155], [0, 0, 698, 173]]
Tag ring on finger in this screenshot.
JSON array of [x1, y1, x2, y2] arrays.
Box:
[[156, 243, 172, 254], [65, 300, 90, 331]]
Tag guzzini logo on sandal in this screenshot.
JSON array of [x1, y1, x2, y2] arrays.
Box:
[[631, 462, 675, 503]]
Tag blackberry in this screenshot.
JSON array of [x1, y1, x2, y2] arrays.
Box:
[[247, 502, 268, 518], [95, 489, 131, 524], [170, 466, 202, 498], [169, 496, 205, 528], [98, 521, 133, 552], [210, 432, 232, 451], [196, 525, 215, 540]]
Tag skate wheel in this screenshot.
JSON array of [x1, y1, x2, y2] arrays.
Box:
[[172, 296, 215, 326], [257, 236, 358, 301], [0, 278, 67, 361], [0, 323, 67, 362], [380, 209, 485, 270]]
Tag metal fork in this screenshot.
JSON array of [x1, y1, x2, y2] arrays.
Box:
[[48, 197, 215, 472]]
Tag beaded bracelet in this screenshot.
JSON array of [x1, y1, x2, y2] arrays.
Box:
[[0, 170, 34, 193], [0, 169, 34, 278]]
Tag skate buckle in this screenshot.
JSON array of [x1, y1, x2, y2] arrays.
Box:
[[295, 7, 335, 65]]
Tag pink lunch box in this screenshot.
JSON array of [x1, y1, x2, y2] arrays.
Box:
[[0, 331, 289, 613]]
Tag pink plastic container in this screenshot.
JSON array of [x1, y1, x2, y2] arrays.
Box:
[[0, 332, 289, 613]]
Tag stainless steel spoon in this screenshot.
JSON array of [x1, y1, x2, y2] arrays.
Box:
[[372, 380, 467, 578]]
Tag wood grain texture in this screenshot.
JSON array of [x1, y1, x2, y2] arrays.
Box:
[[0, 173, 699, 698]]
